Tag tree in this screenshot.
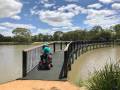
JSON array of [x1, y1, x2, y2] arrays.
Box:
[[0, 34, 4, 42], [113, 24, 120, 32], [91, 25, 103, 32], [53, 31, 63, 41], [12, 28, 31, 43], [113, 24, 120, 39]]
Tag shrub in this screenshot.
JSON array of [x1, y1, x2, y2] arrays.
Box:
[[86, 63, 120, 90]]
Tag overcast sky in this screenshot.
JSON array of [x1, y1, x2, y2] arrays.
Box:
[[0, 0, 120, 36]]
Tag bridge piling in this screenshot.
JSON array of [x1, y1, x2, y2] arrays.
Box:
[[22, 51, 27, 77], [60, 42, 62, 50], [53, 43, 56, 52]]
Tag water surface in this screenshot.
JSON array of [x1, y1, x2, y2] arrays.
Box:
[[0, 45, 33, 84], [68, 46, 120, 84]]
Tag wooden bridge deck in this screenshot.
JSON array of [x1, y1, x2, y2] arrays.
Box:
[[22, 51, 65, 80]]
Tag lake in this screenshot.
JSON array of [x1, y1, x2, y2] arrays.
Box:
[[68, 46, 120, 85], [0, 45, 34, 84]]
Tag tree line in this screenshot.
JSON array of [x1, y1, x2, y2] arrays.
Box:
[[0, 24, 120, 43]]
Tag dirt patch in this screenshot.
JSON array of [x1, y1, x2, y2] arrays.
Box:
[[0, 80, 86, 90]]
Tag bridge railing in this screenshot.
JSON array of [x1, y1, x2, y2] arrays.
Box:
[[22, 41, 69, 77], [59, 40, 115, 79]]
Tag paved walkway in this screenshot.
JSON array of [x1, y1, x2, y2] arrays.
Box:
[[23, 51, 64, 80]]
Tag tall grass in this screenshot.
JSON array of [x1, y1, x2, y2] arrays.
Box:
[[86, 63, 120, 90]]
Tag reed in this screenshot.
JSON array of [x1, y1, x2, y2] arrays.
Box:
[[86, 63, 120, 90]]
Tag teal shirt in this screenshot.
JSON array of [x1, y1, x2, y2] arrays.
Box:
[[43, 47, 51, 54]]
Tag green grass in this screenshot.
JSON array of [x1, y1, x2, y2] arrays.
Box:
[[31, 42, 44, 45], [86, 63, 120, 90]]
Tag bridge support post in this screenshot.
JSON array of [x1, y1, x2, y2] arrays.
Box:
[[72, 54, 74, 64], [64, 51, 68, 78], [75, 50, 77, 59], [53, 43, 56, 52], [81, 41, 84, 54], [78, 41, 81, 56], [22, 51, 27, 77], [93, 44, 95, 49], [59, 50, 68, 79], [113, 40, 115, 47], [60, 41, 62, 50]]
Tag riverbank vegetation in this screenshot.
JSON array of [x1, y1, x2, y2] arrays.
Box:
[[0, 24, 120, 44], [86, 63, 120, 90]]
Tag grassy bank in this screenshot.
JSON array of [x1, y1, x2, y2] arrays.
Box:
[[0, 42, 32, 45], [0, 42, 45, 45]]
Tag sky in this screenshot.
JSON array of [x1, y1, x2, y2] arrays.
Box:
[[0, 0, 120, 36]]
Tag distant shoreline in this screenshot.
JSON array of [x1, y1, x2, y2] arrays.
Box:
[[0, 42, 44, 45]]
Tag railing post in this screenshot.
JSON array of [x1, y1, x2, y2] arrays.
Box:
[[59, 50, 69, 79], [113, 40, 115, 47], [60, 41, 62, 50], [86, 41, 88, 51], [64, 51, 68, 78], [81, 41, 84, 53], [75, 41, 78, 59], [90, 40, 92, 50], [78, 41, 81, 56], [93, 40, 95, 49], [53, 43, 56, 52], [22, 51, 27, 77], [65, 42, 68, 46]]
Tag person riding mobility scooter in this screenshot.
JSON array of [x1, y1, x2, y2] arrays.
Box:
[[38, 43, 53, 70]]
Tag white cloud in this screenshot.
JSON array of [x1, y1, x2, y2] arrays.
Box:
[[0, 26, 13, 36], [39, 10, 73, 27], [0, 30, 13, 36], [0, 22, 37, 36], [33, 25, 81, 35], [65, 0, 79, 2], [84, 9, 120, 28], [52, 26, 81, 32], [99, 0, 113, 3], [58, 4, 84, 15], [0, 26, 8, 30], [40, 0, 52, 4], [44, 3, 54, 8], [41, 0, 49, 2], [62, 26, 81, 31], [0, 22, 36, 30], [0, 0, 22, 18], [112, 3, 120, 9], [87, 3, 103, 9], [99, 0, 120, 3], [38, 4, 84, 27], [33, 28, 55, 35], [11, 15, 21, 20]]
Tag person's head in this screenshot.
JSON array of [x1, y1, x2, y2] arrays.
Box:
[[42, 42, 49, 49]]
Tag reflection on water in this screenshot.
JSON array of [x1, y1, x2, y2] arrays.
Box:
[[68, 46, 120, 85], [0, 45, 33, 84]]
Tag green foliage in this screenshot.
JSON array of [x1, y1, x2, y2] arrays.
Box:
[[86, 63, 120, 90], [12, 28, 31, 43], [113, 24, 120, 39], [113, 24, 120, 32], [53, 31, 63, 41], [32, 33, 52, 42], [1, 24, 120, 42]]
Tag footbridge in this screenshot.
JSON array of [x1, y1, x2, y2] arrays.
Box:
[[22, 40, 120, 80]]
